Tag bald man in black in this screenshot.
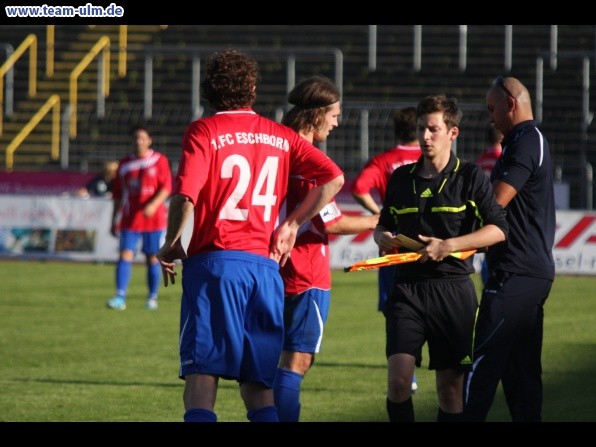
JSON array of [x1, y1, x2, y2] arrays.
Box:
[[464, 76, 556, 422]]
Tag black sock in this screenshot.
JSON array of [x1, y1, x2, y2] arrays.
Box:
[[437, 407, 464, 422], [386, 396, 414, 422]]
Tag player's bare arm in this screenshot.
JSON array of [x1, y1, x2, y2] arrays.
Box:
[[418, 224, 506, 262], [270, 174, 344, 265], [325, 213, 379, 235], [157, 193, 193, 286], [143, 187, 171, 218], [110, 198, 122, 237], [492, 180, 518, 208], [352, 192, 381, 215]]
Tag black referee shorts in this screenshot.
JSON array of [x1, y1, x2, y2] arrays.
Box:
[[383, 277, 478, 371]]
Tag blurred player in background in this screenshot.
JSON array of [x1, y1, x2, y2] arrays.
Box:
[[475, 125, 503, 285], [156, 50, 344, 422], [77, 159, 119, 198], [351, 106, 422, 392], [106, 125, 172, 311], [273, 76, 379, 422]]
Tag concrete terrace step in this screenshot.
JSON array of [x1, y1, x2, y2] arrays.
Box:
[[3, 24, 596, 179], [1, 24, 163, 171]]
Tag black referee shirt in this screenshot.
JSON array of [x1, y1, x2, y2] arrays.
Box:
[[379, 151, 508, 280]]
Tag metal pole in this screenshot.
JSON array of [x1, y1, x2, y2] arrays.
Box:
[[360, 108, 369, 162], [334, 49, 343, 99], [550, 25, 558, 70], [1, 43, 14, 117], [368, 25, 377, 71], [97, 55, 105, 119], [275, 106, 284, 123], [586, 163, 593, 210], [191, 56, 202, 120], [61, 104, 70, 169], [287, 55, 296, 94], [581, 57, 593, 209], [504, 25, 512, 72], [459, 25, 467, 72], [413, 25, 422, 72], [536, 57, 543, 124], [144, 54, 153, 120]]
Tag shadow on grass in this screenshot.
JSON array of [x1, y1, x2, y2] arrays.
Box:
[[312, 361, 385, 370], [8, 377, 258, 392]]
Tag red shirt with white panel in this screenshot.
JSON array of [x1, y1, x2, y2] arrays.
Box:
[[175, 109, 344, 259], [112, 149, 172, 231], [351, 144, 422, 201], [280, 175, 343, 295], [475, 144, 503, 175]]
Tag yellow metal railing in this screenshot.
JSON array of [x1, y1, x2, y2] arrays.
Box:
[[5, 94, 60, 171], [0, 34, 37, 136], [46, 25, 55, 77], [69, 35, 110, 139], [88, 24, 127, 77], [119, 25, 127, 77]]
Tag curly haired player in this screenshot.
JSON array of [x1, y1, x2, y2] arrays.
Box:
[[156, 50, 344, 422]]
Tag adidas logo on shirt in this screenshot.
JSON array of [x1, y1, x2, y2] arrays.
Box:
[[420, 188, 433, 198]]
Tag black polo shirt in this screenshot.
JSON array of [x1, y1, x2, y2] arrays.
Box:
[[379, 151, 508, 280], [487, 120, 556, 280]]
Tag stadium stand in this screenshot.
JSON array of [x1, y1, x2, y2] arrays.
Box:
[[1, 25, 595, 208]]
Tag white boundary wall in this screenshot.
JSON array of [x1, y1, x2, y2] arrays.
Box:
[[1, 195, 595, 275]]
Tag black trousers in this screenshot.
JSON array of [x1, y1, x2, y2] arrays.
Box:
[[463, 270, 553, 422]]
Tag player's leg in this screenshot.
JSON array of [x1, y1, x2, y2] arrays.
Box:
[[386, 353, 417, 421], [464, 270, 519, 421], [380, 266, 418, 392], [182, 373, 219, 422], [237, 252, 284, 422], [427, 278, 476, 421], [273, 289, 329, 422], [501, 277, 552, 421], [436, 368, 465, 420], [107, 230, 138, 310], [384, 282, 424, 422], [273, 352, 310, 422], [142, 230, 164, 310], [241, 382, 279, 422], [179, 251, 272, 422]]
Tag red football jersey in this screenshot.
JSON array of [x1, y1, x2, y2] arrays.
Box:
[[112, 149, 172, 231], [175, 109, 344, 258], [476, 144, 503, 175], [351, 144, 421, 201], [280, 175, 343, 295]]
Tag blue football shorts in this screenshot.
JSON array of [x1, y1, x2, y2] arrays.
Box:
[[119, 229, 165, 255], [178, 250, 284, 388], [282, 288, 330, 354]]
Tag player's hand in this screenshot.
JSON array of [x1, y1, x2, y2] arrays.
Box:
[[270, 221, 297, 267], [156, 239, 187, 286], [378, 231, 402, 255], [418, 234, 451, 262], [110, 223, 119, 238], [143, 203, 157, 218]]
